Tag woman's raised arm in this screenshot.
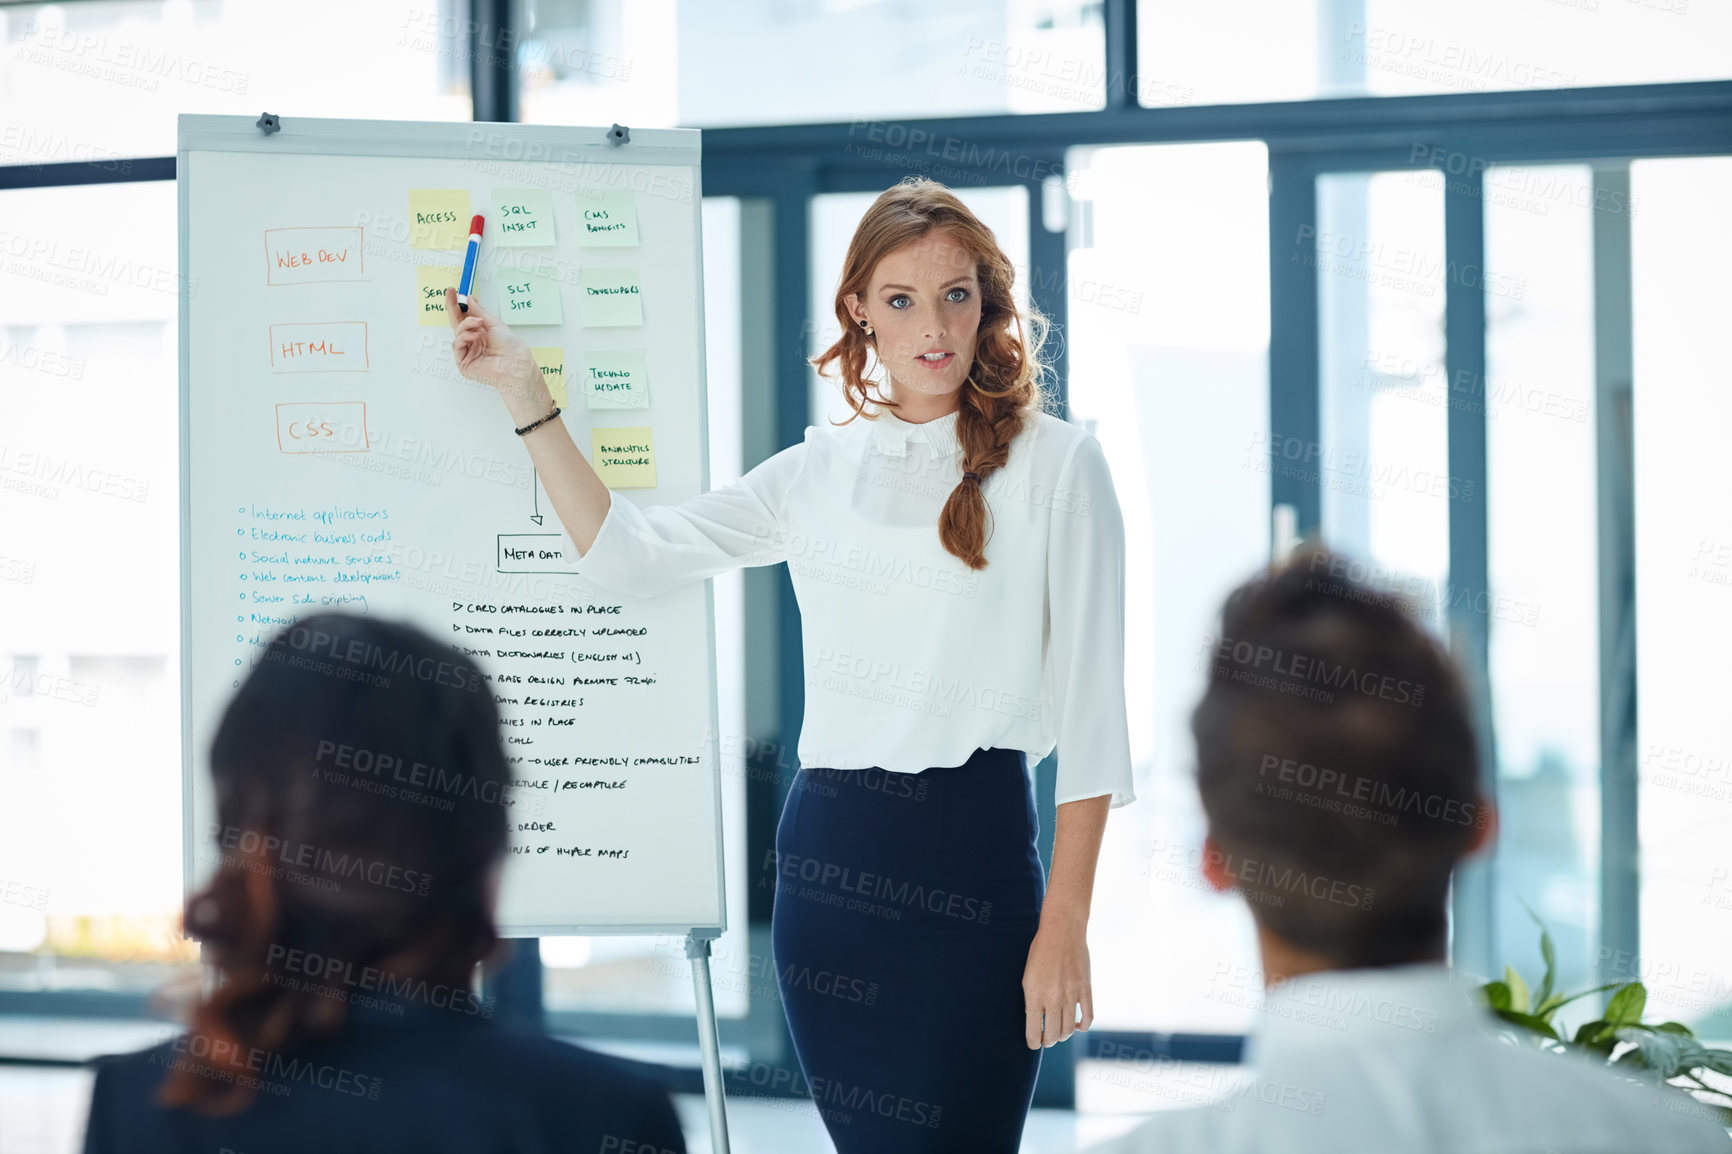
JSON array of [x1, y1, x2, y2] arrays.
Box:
[[443, 286, 613, 555]]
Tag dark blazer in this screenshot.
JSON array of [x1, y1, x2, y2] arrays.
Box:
[[82, 997, 687, 1154]]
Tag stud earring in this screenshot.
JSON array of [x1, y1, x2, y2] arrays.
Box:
[[861, 319, 874, 337]]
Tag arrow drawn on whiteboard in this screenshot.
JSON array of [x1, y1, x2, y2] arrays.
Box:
[[530, 468, 543, 526]]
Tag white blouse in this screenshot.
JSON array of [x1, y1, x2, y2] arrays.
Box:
[[567, 403, 1136, 809]]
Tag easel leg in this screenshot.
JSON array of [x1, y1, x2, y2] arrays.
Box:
[[684, 932, 732, 1154]]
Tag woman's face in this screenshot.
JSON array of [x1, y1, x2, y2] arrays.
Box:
[[847, 229, 982, 404]]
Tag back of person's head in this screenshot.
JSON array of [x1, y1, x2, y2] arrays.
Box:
[[1191, 547, 1488, 968], [164, 613, 509, 1114]]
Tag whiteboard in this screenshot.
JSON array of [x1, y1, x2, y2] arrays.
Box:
[[178, 114, 724, 936]]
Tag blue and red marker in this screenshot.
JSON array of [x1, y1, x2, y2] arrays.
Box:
[[457, 214, 485, 312]]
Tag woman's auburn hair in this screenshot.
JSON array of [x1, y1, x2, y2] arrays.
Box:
[[811, 177, 1052, 570]]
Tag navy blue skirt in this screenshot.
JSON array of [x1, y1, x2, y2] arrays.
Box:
[[769, 747, 1046, 1153]]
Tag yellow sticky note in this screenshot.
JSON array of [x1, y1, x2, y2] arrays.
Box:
[[576, 189, 640, 247], [500, 271, 564, 325], [590, 426, 656, 489], [416, 265, 462, 326], [531, 347, 566, 408], [408, 189, 471, 250], [580, 267, 644, 327], [584, 350, 649, 410]]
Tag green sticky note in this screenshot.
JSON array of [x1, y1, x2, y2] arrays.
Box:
[[491, 188, 556, 246], [580, 267, 643, 327], [584, 350, 649, 410], [500, 272, 564, 325], [576, 189, 639, 247]]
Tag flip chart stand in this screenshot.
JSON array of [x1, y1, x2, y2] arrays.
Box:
[[685, 930, 733, 1154], [180, 109, 726, 1149]]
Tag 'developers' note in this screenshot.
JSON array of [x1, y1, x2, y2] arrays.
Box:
[[416, 265, 462, 325], [408, 189, 471, 249], [590, 426, 656, 489], [575, 189, 639, 247], [583, 350, 648, 410], [501, 272, 564, 325], [531, 347, 567, 408], [580, 267, 643, 327], [492, 188, 556, 246]]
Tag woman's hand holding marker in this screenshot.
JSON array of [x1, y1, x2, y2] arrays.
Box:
[[444, 288, 550, 426], [443, 288, 613, 554]]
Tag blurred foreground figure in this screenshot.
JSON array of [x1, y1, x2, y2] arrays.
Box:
[[83, 614, 686, 1154], [1099, 550, 1730, 1154]]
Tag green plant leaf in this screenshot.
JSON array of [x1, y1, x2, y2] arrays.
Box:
[[1694, 1048, 1732, 1077], [1605, 983, 1647, 1027], [1486, 911, 1732, 1109], [1614, 1027, 1690, 1079], [1674, 1037, 1715, 1072], [1543, 981, 1624, 1023], [1494, 1009, 1560, 1041], [1505, 965, 1531, 1014], [1520, 897, 1557, 1012]]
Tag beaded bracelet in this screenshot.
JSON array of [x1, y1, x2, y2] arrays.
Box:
[[514, 405, 562, 436]]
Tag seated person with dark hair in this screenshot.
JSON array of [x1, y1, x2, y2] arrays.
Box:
[[83, 613, 687, 1154], [1100, 550, 1730, 1153]]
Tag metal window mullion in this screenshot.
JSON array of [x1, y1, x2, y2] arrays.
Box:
[[1103, 0, 1139, 110], [1269, 152, 1322, 539], [1591, 165, 1638, 987], [1443, 165, 1496, 981], [467, 0, 519, 123], [1026, 168, 1077, 1111], [0, 157, 175, 190]]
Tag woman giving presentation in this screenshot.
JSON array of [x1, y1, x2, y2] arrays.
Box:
[[444, 177, 1136, 1152]]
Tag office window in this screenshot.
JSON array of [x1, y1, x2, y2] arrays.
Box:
[[1629, 156, 1732, 1035], [9, 729, 42, 772], [0, 180, 189, 995], [1135, 0, 1731, 108], [522, 0, 1107, 129], [680, 0, 1106, 124], [519, 0, 678, 128], [0, 1, 470, 161], [5, 658, 40, 698], [1484, 163, 1601, 995], [1317, 169, 1451, 600], [1064, 141, 1270, 1033]]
